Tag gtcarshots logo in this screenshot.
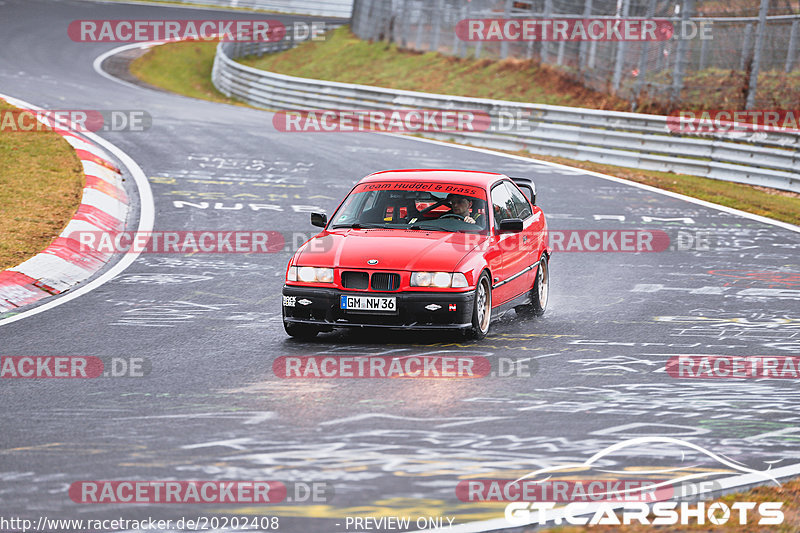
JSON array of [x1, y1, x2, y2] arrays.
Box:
[[0, 110, 151, 133], [68, 19, 286, 42], [506, 501, 784, 527]]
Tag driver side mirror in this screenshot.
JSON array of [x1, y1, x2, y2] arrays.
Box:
[[311, 212, 327, 228], [499, 218, 523, 233]]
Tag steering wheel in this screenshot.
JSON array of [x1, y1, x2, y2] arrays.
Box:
[[418, 200, 447, 216], [439, 213, 465, 220]]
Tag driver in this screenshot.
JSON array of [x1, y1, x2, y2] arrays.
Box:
[[446, 194, 477, 224]]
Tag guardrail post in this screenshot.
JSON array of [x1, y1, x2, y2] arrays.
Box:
[[612, 0, 631, 93], [746, 0, 770, 110], [785, 19, 798, 73], [739, 23, 753, 70], [670, 0, 695, 105]]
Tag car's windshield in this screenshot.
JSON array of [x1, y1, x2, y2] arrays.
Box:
[[330, 181, 489, 233]]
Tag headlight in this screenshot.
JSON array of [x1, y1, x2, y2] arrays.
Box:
[[287, 266, 334, 283], [411, 272, 469, 288]]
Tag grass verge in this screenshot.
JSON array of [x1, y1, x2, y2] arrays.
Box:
[[128, 41, 233, 103], [0, 101, 85, 270]]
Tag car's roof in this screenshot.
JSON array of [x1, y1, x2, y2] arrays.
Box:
[[360, 169, 507, 189]]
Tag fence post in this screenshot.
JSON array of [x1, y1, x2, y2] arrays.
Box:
[[452, 3, 462, 56], [430, 0, 444, 52], [670, 0, 695, 104], [415, 1, 425, 50], [746, 0, 770, 110], [578, 0, 593, 71], [399, 0, 408, 48], [698, 30, 708, 70], [786, 19, 798, 73], [739, 23, 753, 70], [633, 0, 657, 106], [612, 0, 631, 92], [541, 0, 553, 62], [461, 2, 471, 58], [500, 0, 513, 59]]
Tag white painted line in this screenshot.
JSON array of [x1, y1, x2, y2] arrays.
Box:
[[384, 133, 800, 235], [0, 93, 155, 327], [92, 42, 162, 91]]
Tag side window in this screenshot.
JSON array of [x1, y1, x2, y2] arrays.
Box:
[[491, 183, 516, 228], [505, 182, 532, 220]]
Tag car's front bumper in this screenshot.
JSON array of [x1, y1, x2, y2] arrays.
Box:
[[282, 285, 475, 330]]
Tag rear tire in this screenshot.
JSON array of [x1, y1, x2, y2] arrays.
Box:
[[467, 272, 492, 340], [516, 254, 549, 317]]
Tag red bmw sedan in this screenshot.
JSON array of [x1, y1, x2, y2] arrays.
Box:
[[282, 169, 551, 339]]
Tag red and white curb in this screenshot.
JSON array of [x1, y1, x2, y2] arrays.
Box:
[[0, 96, 138, 316]]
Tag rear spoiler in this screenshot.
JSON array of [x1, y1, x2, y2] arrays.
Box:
[[510, 177, 536, 205]]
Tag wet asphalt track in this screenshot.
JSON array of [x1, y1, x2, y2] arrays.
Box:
[[1, 1, 800, 531]]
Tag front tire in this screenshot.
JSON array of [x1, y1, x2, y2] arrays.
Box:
[[283, 320, 320, 339], [467, 272, 492, 339]]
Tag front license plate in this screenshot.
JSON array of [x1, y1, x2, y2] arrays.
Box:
[[340, 295, 397, 312]]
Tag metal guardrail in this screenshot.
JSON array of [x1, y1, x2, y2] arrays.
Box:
[[212, 40, 800, 193], [155, 0, 353, 17]]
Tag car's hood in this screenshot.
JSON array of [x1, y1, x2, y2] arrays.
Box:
[[296, 229, 487, 271]]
